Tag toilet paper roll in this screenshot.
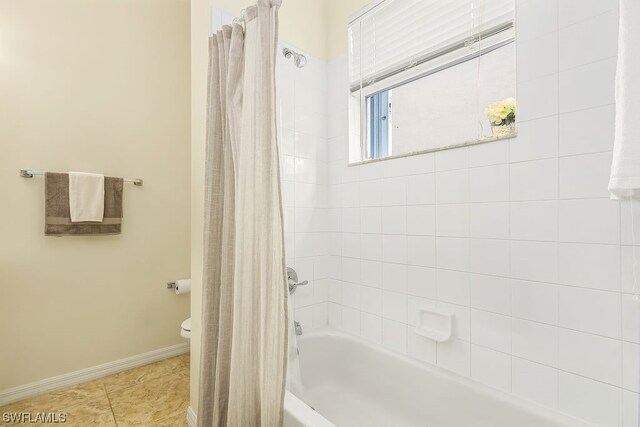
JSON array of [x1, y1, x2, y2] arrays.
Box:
[[175, 279, 191, 295]]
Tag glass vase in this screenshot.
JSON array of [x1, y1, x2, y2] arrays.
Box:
[[491, 122, 516, 138]]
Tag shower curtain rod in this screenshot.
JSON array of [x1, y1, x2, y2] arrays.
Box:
[[232, 9, 246, 24], [231, 1, 279, 25], [19, 169, 144, 186]]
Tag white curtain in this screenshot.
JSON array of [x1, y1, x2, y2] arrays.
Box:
[[608, 0, 640, 199], [198, 1, 288, 425]]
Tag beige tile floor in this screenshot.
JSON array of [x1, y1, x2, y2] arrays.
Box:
[[0, 354, 189, 426]]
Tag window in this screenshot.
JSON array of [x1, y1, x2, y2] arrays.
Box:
[[367, 91, 391, 158], [348, 0, 517, 163]]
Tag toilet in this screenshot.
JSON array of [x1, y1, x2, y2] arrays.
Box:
[[181, 318, 191, 339], [171, 279, 191, 340]]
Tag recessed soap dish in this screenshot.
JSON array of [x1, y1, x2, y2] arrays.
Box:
[[415, 307, 453, 342]]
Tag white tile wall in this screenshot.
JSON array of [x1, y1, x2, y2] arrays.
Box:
[[623, 390, 639, 427], [559, 104, 616, 156], [510, 200, 558, 241], [318, 1, 638, 425], [511, 279, 558, 324], [512, 357, 559, 409], [239, 0, 639, 424], [437, 339, 471, 376], [470, 310, 511, 353], [558, 328, 621, 386], [559, 57, 616, 114], [516, 0, 558, 42], [471, 345, 512, 392], [510, 116, 559, 162], [512, 318, 558, 367], [558, 286, 621, 339], [277, 40, 333, 331], [558, 10, 618, 71], [559, 372, 621, 427]]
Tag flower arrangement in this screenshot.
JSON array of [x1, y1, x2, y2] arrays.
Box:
[[485, 97, 516, 137], [485, 97, 516, 126]]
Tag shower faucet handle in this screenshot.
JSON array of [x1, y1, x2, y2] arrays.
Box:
[[287, 267, 308, 294]]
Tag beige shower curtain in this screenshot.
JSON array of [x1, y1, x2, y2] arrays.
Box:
[[198, 1, 288, 426]]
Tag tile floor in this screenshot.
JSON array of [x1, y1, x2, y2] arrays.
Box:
[[0, 353, 189, 426]]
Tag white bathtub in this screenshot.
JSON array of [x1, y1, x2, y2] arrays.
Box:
[[284, 328, 591, 427]]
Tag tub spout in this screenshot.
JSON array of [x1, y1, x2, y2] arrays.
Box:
[[294, 320, 303, 336]]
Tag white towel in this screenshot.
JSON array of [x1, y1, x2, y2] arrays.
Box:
[[68, 171, 105, 222], [608, 0, 640, 199]]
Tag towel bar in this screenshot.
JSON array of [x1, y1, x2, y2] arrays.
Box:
[[20, 169, 143, 186]]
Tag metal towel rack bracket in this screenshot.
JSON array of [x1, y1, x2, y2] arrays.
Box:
[[20, 169, 143, 186]]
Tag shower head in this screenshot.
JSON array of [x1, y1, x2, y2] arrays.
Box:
[[282, 48, 307, 68]]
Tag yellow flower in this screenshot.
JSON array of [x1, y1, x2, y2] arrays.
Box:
[[485, 98, 516, 125]]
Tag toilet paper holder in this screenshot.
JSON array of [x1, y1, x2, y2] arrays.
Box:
[[168, 278, 191, 295]]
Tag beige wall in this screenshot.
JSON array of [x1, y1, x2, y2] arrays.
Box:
[[190, 0, 209, 412], [213, 0, 328, 59], [204, 0, 369, 60], [189, 0, 370, 412], [0, 0, 191, 390]]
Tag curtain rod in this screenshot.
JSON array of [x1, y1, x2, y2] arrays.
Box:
[[232, 8, 246, 25], [20, 169, 143, 186]]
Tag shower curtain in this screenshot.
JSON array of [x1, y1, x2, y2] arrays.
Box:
[[198, 1, 288, 426]]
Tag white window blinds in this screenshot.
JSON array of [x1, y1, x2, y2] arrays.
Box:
[[348, 0, 515, 92]]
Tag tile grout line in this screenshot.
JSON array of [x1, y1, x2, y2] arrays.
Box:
[[433, 159, 440, 369], [102, 382, 118, 427], [507, 92, 513, 395], [555, 0, 561, 410]]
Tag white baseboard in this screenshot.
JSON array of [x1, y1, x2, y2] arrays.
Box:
[[0, 342, 189, 406], [187, 406, 197, 427]]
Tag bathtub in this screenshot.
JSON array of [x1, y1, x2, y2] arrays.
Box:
[[284, 328, 591, 427]]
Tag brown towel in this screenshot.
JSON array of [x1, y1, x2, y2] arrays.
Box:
[[45, 172, 124, 236]]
